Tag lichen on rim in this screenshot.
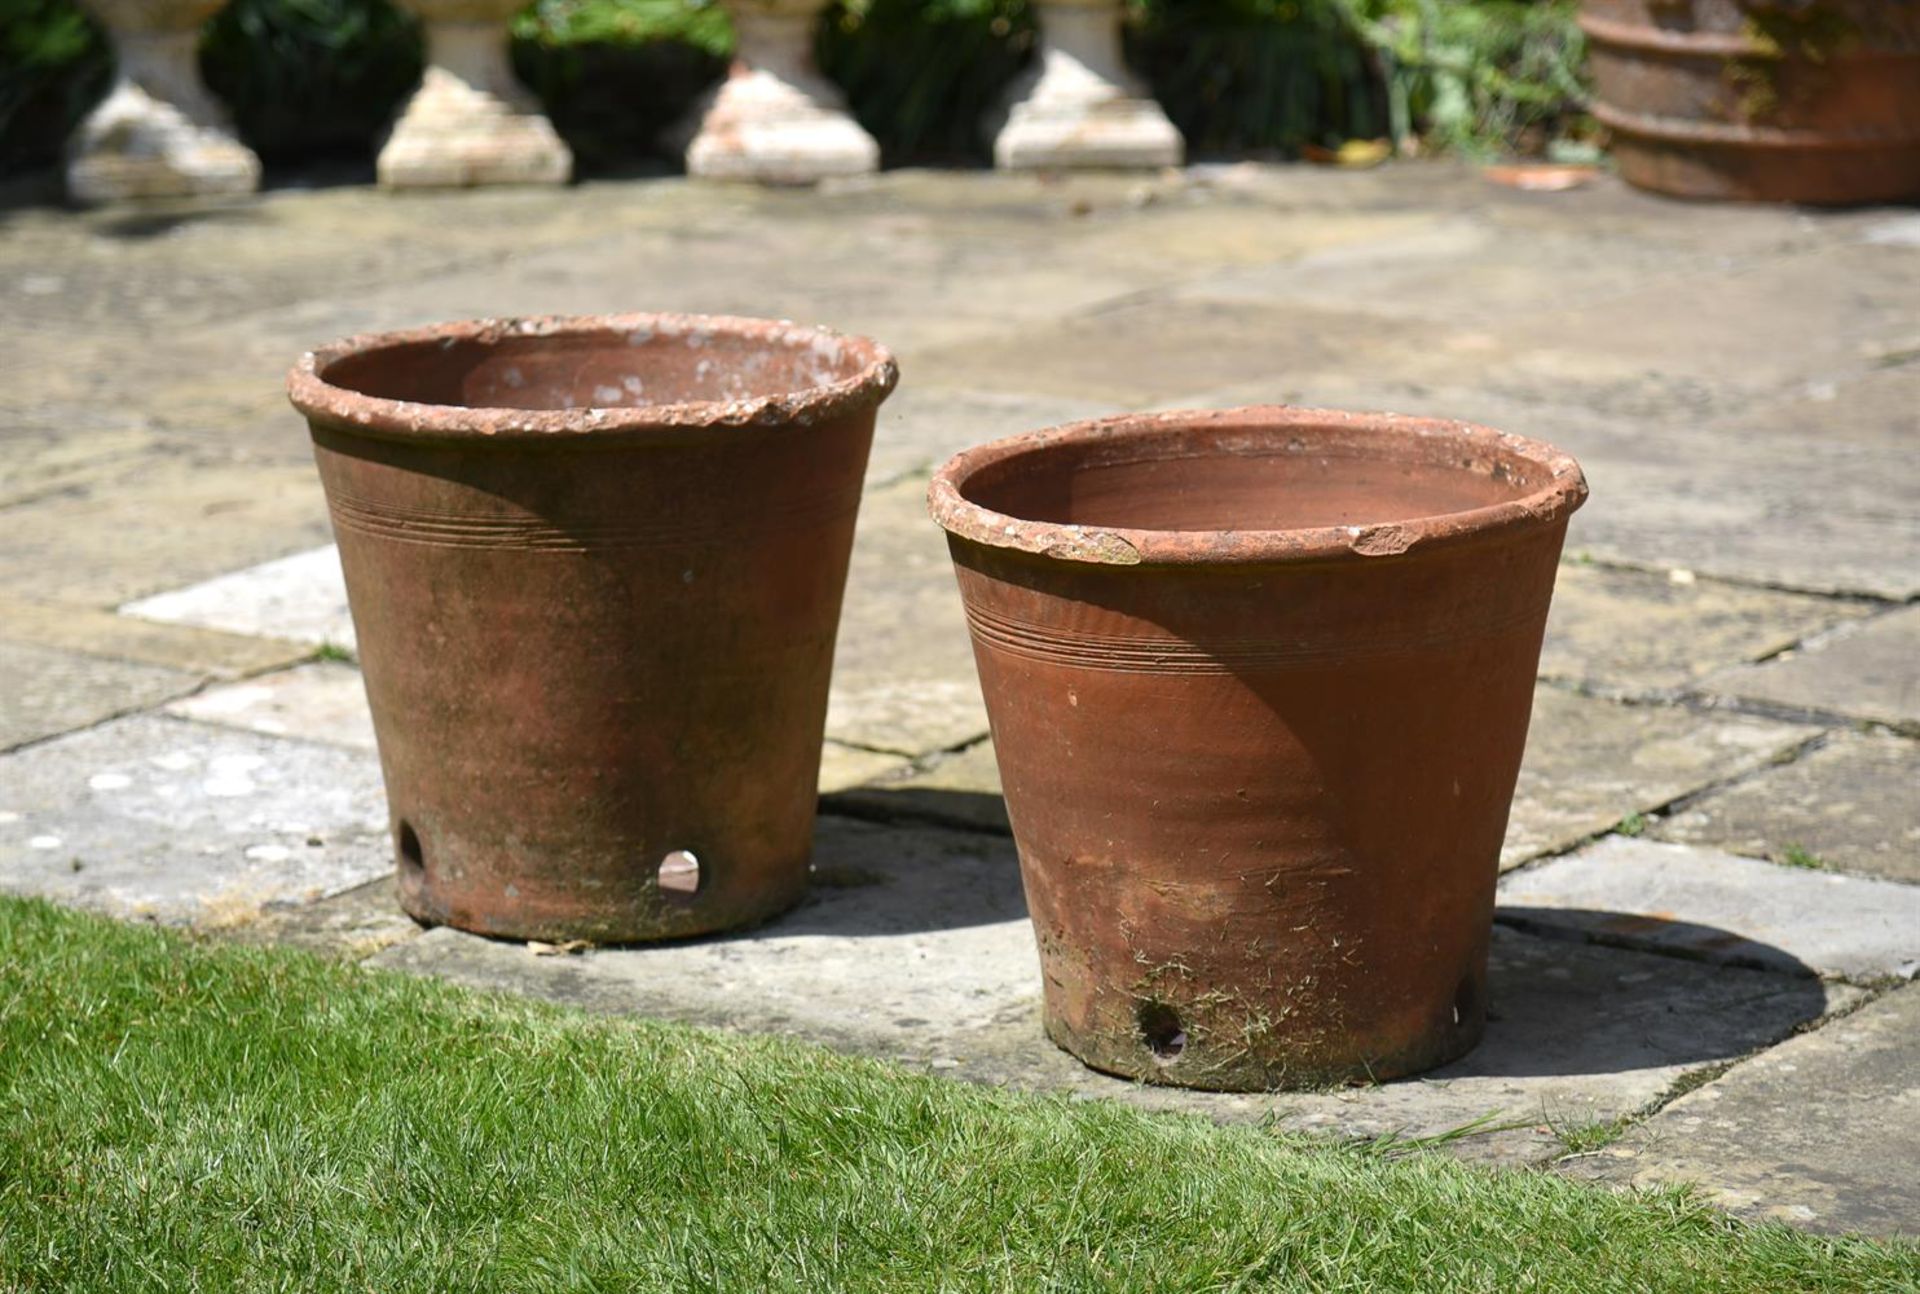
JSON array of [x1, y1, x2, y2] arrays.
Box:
[[927, 406, 1588, 567], [287, 312, 899, 445]]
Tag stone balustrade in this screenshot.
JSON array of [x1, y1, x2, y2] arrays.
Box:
[[62, 0, 1183, 200], [680, 0, 880, 183], [990, 0, 1182, 171], [378, 0, 571, 189], [69, 0, 261, 203]]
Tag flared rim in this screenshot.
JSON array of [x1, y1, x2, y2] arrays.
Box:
[[287, 313, 899, 445], [927, 406, 1588, 567]]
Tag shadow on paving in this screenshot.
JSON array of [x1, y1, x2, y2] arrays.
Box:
[[518, 806, 1833, 1081]]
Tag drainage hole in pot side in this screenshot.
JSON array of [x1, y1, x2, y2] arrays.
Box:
[[1452, 975, 1477, 1027], [396, 820, 425, 878], [1137, 1001, 1187, 1061], [657, 850, 702, 902]]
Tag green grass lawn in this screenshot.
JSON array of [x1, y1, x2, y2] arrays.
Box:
[[1, 896, 1913, 1292]]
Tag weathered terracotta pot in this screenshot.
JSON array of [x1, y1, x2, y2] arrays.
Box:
[[1580, 0, 1920, 204], [289, 315, 896, 942], [929, 408, 1587, 1091]]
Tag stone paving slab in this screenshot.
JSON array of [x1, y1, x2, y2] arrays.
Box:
[[829, 739, 1008, 834], [828, 474, 987, 756], [1172, 211, 1745, 325], [205, 178, 1212, 377], [1067, 204, 1447, 278], [121, 544, 356, 650], [1498, 835, 1920, 982], [1652, 731, 1920, 883], [0, 640, 203, 752], [0, 595, 307, 681], [1537, 564, 1876, 697], [0, 456, 332, 606], [0, 180, 725, 339], [167, 661, 375, 749], [866, 386, 1122, 488], [1504, 691, 1820, 867], [1570, 982, 1920, 1238], [904, 296, 1424, 407], [1701, 607, 1920, 734], [0, 713, 389, 925], [370, 814, 1849, 1169], [1367, 240, 1920, 423], [212, 873, 423, 959], [838, 687, 1823, 869], [0, 409, 157, 508], [1171, 373, 1920, 600]]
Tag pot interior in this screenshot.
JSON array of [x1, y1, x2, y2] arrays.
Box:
[[958, 420, 1553, 533], [318, 321, 873, 413]]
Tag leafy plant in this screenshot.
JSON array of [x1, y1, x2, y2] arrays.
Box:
[[1341, 0, 1588, 156], [1779, 843, 1828, 871], [820, 0, 1036, 164], [512, 0, 732, 168], [200, 0, 425, 163], [1130, 0, 1386, 156], [0, 0, 111, 177]]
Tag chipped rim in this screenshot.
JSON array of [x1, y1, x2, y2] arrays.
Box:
[[287, 313, 898, 445], [927, 406, 1588, 567]]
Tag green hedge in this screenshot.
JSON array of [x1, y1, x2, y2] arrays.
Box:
[[202, 0, 424, 162], [1, 0, 111, 175], [0, 0, 1585, 181]]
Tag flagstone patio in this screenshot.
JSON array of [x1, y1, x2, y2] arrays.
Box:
[[2, 162, 1915, 1237]]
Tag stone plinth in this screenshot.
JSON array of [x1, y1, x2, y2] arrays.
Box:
[[67, 1, 261, 204], [378, 4, 570, 189], [990, 0, 1180, 172], [680, 0, 878, 184]]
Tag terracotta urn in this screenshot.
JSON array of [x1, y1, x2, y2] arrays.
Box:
[[1580, 0, 1920, 203], [929, 408, 1587, 1091], [989, 0, 1181, 171], [67, 0, 262, 203], [288, 315, 896, 941], [379, 0, 571, 188], [679, 0, 879, 182]]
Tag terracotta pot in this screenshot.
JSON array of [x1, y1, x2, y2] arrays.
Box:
[[1580, 0, 1920, 204], [928, 408, 1587, 1091], [289, 315, 896, 942]]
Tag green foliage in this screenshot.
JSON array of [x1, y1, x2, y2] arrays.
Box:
[[515, 0, 731, 54], [1618, 811, 1649, 837], [1780, 843, 1828, 871], [1548, 1110, 1630, 1156], [1130, 0, 1386, 155], [820, 0, 1036, 164], [1, 0, 1586, 180], [1343, 0, 1588, 156], [512, 0, 731, 167], [200, 0, 424, 162], [0, 0, 110, 176], [4, 894, 1918, 1290]]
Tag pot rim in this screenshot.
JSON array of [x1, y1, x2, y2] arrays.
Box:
[[287, 313, 898, 445], [927, 406, 1588, 567]]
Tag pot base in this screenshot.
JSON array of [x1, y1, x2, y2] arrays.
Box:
[[394, 847, 812, 945], [1041, 983, 1488, 1093]]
